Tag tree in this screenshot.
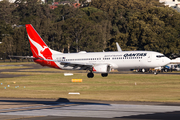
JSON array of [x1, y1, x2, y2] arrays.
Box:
[[0, 0, 15, 24], [13, 27, 30, 56], [1, 36, 15, 56], [0, 0, 180, 58]]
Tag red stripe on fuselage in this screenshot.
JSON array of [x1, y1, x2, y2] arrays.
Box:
[[34, 59, 61, 69]]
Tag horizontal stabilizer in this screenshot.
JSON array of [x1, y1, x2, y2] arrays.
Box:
[[8, 55, 35, 59]]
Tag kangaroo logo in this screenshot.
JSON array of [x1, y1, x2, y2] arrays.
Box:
[[40, 46, 48, 53], [28, 35, 50, 59]]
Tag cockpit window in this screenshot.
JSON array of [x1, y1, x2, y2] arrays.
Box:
[[156, 55, 165, 58]]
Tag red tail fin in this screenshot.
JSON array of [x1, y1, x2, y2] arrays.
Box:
[[25, 24, 52, 59]]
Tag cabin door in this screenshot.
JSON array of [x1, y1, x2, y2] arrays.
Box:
[[147, 54, 151, 62]]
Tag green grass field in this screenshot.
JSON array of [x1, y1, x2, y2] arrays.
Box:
[[0, 63, 180, 103]]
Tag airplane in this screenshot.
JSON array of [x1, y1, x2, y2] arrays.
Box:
[[23, 24, 171, 78]]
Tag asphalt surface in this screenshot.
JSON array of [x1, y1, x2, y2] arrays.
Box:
[[0, 98, 180, 120], [0, 62, 180, 120]]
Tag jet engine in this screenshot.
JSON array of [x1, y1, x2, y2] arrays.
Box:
[[93, 64, 111, 73]]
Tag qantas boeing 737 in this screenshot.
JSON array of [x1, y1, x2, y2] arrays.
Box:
[[23, 24, 171, 78]]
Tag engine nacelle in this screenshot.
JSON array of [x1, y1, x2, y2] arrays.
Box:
[[93, 64, 111, 73]]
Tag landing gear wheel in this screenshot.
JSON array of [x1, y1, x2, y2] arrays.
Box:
[[153, 71, 158, 75], [87, 72, 94, 78], [101, 73, 108, 77], [142, 69, 145, 73]]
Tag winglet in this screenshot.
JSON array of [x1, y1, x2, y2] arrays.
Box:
[[116, 42, 122, 52]]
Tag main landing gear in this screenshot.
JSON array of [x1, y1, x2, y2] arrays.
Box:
[[87, 72, 109, 78], [87, 72, 94, 78], [101, 73, 108, 77]]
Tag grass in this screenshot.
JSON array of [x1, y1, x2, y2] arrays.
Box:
[[0, 67, 180, 103]]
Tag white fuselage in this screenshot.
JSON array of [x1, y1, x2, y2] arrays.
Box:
[[51, 51, 171, 71]]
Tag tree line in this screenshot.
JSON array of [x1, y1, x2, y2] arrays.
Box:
[[0, 0, 180, 59]]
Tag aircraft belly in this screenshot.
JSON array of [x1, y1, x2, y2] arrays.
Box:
[[116, 59, 152, 71]]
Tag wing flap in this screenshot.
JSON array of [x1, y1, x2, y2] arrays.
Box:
[[60, 62, 93, 70]]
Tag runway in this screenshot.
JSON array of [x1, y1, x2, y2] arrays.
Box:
[[0, 98, 180, 120]]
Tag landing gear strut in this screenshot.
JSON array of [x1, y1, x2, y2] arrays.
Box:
[[153, 70, 158, 75], [101, 73, 108, 77], [87, 72, 94, 78]]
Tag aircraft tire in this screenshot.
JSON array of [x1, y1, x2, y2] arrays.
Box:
[[142, 69, 145, 73], [101, 73, 108, 77], [87, 73, 94, 78], [153, 71, 158, 75]]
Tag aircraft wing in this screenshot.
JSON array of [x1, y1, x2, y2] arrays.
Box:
[[43, 58, 110, 70], [60, 61, 93, 70], [59, 61, 111, 71]]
